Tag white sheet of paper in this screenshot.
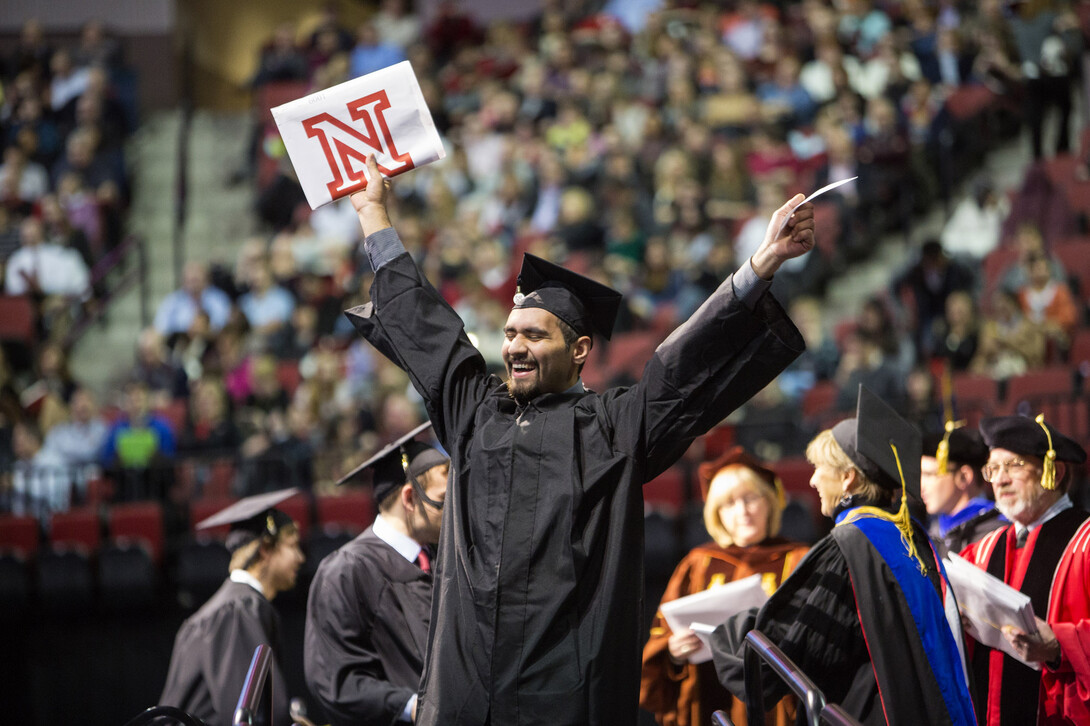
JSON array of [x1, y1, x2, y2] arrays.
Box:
[[660, 574, 769, 664], [944, 553, 1040, 670], [272, 61, 446, 209], [774, 176, 857, 238]]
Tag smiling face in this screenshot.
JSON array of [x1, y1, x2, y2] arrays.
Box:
[[708, 470, 772, 547], [502, 307, 589, 404]]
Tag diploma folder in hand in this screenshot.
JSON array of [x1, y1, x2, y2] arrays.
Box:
[[271, 61, 446, 209], [659, 573, 769, 664], [943, 553, 1041, 670]]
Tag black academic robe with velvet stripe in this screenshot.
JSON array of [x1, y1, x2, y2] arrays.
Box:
[[710, 505, 975, 726], [159, 580, 290, 726], [346, 250, 803, 726], [304, 527, 433, 726]]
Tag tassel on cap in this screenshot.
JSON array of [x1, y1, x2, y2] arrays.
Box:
[[1036, 413, 1058, 490]]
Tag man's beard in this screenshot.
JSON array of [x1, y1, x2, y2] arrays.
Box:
[[506, 376, 540, 405], [994, 483, 1050, 525]]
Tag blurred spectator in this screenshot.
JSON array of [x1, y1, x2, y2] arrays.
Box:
[[4, 214, 90, 300], [132, 327, 189, 407], [48, 48, 90, 114], [1017, 253, 1079, 353], [931, 290, 980, 372], [71, 19, 124, 71], [735, 380, 807, 461], [9, 419, 71, 518], [372, 0, 422, 51], [239, 353, 290, 432], [939, 180, 1009, 262], [838, 0, 892, 56], [239, 260, 296, 352], [154, 261, 233, 341], [99, 378, 176, 500], [779, 296, 841, 400], [896, 239, 975, 360], [42, 385, 109, 477], [902, 366, 944, 435], [970, 289, 1047, 378], [237, 403, 314, 496], [834, 330, 907, 412], [348, 21, 406, 79], [251, 23, 309, 88], [998, 223, 1065, 294], [22, 341, 77, 432], [0, 144, 50, 206], [756, 55, 816, 126], [177, 378, 241, 456], [8, 19, 53, 78]]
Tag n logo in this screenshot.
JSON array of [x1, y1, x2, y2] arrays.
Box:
[[302, 90, 415, 199]]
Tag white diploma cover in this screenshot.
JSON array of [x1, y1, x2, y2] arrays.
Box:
[[271, 61, 446, 209], [659, 573, 769, 664], [944, 553, 1041, 669]]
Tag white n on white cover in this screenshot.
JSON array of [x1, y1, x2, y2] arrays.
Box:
[[271, 61, 446, 209], [659, 573, 769, 664], [944, 553, 1041, 670]]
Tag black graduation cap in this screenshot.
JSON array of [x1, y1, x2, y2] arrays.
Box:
[[513, 253, 623, 340], [195, 488, 300, 553], [832, 385, 922, 499], [337, 422, 449, 504], [979, 415, 1087, 464], [922, 426, 989, 470]]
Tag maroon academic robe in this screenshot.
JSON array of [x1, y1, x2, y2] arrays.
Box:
[[961, 510, 1090, 725]]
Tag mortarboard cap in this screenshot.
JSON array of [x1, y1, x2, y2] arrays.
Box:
[[513, 253, 622, 340], [979, 415, 1086, 464], [922, 426, 989, 470], [196, 488, 300, 553], [832, 385, 922, 499], [697, 446, 782, 505], [337, 422, 449, 503]]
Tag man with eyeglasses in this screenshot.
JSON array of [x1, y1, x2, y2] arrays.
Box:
[[960, 414, 1089, 726], [305, 424, 449, 725]]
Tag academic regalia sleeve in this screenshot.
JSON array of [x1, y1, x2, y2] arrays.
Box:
[[305, 556, 415, 726], [603, 272, 805, 479], [639, 552, 698, 719], [344, 251, 494, 447], [710, 537, 864, 709], [1044, 531, 1090, 722], [199, 597, 291, 726]]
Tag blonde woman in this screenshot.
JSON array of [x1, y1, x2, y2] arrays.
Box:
[[640, 447, 810, 726]]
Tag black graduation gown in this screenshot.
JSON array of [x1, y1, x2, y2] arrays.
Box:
[[159, 580, 290, 726], [304, 527, 433, 726], [346, 251, 803, 726], [710, 512, 974, 726]]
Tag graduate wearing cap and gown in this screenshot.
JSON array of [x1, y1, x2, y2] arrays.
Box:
[[344, 156, 813, 725], [304, 424, 450, 726], [710, 386, 976, 726], [159, 489, 306, 726], [640, 447, 810, 726], [921, 425, 1004, 555], [959, 415, 1090, 726]]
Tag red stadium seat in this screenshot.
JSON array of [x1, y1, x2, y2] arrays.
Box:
[[49, 508, 102, 553], [1003, 366, 1077, 415], [0, 514, 40, 559], [0, 295, 37, 344], [802, 381, 839, 420], [606, 331, 661, 382], [1070, 329, 1090, 370], [702, 425, 737, 460], [1052, 240, 1090, 302], [109, 501, 165, 564], [644, 466, 686, 516], [189, 497, 239, 540], [277, 360, 303, 397], [951, 373, 1001, 426], [315, 492, 375, 535]]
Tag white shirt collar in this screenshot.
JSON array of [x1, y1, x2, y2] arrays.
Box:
[[372, 513, 422, 564], [230, 569, 266, 598], [1015, 494, 1073, 537]]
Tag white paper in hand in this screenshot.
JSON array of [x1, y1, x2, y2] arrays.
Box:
[[774, 176, 857, 238], [271, 61, 446, 209], [660, 573, 769, 664], [944, 553, 1041, 669]]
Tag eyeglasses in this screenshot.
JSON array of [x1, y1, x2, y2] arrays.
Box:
[[981, 458, 1039, 483], [721, 493, 766, 509]]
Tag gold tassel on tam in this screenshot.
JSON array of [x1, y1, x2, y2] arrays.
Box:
[[935, 419, 966, 476], [1036, 414, 1058, 490], [838, 443, 927, 574]]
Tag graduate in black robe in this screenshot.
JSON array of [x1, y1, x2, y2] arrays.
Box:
[[341, 156, 813, 726], [305, 424, 450, 725], [159, 489, 307, 726], [710, 387, 976, 726]]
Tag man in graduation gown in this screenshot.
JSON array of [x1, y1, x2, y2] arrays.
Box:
[[921, 425, 1005, 554], [343, 155, 812, 726], [960, 414, 1090, 726], [160, 489, 306, 726], [305, 424, 450, 725], [710, 386, 976, 726]]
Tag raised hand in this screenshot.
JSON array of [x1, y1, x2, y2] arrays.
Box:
[[750, 195, 816, 280], [350, 154, 393, 237]]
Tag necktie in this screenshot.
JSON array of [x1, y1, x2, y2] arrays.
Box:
[[416, 548, 431, 574], [1015, 527, 1028, 548]]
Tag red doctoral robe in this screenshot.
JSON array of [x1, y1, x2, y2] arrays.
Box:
[[961, 509, 1090, 725]]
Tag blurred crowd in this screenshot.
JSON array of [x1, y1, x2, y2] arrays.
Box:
[[2, 0, 1089, 540]]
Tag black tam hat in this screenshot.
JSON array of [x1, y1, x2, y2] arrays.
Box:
[[922, 427, 989, 470], [338, 422, 449, 504], [513, 253, 622, 340], [196, 488, 300, 554]]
